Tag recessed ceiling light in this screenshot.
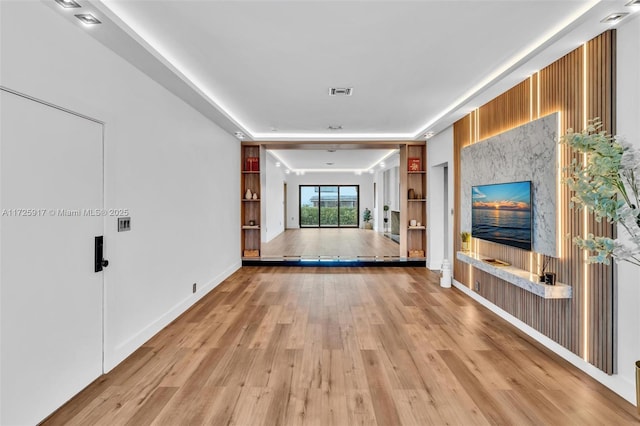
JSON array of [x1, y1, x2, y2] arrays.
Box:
[[75, 13, 101, 25], [354, 171, 362, 175], [368, 169, 375, 174], [379, 162, 386, 168], [285, 169, 290, 174], [600, 12, 629, 23], [327, 125, 343, 131], [234, 131, 245, 140], [625, 0, 640, 6], [325, 162, 334, 166], [55, 0, 81, 8], [424, 131, 435, 139], [275, 162, 281, 167], [327, 149, 337, 153], [328, 88, 353, 96]]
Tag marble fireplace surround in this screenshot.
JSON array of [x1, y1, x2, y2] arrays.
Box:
[[460, 113, 558, 257]]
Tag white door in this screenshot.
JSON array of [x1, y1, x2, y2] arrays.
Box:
[[0, 90, 104, 425]]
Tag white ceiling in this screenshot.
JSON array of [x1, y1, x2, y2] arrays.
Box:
[[45, 0, 639, 148], [270, 148, 395, 171], [99, 0, 594, 139]]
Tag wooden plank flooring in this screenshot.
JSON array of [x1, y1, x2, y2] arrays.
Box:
[[261, 229, 400, 258], [43, 267, 638, 425]]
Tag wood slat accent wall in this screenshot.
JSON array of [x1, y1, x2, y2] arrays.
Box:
[[453, 31, 615, 373]]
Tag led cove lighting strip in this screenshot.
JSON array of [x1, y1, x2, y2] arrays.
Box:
[[413, 0, 599, 137], [268, 149, 395, 174], [582, 43, 589, 363], [557, 112, 563, 258], [100, 0, 599, 141], [537, 72, 542, 119], [251, 132, 414, 140], [99, 0, 250, 135]]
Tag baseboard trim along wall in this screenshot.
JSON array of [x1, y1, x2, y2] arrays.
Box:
[[104, 260, 242, 371], [452, 279, 636, 406]]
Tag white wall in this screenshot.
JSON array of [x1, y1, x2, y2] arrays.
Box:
[[285, 172, 374, 228], [427, 127, 454, 270], [374, 169, 385, 232], [386, 165, 401, 212], [263, 153, 286, 242], [0, 0, 240, 383], [615, 12, 640, 405]]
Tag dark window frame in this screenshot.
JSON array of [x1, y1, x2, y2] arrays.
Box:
[[299, 184, 360, 228]]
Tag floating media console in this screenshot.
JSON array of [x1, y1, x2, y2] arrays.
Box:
[[456, 251, 572, 299]]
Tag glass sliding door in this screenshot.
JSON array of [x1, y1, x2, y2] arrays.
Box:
[[300, 186, 319, 227], [338, 186, 358, 227], [299, 185, 359, 228], [320, 186, 339, 227]]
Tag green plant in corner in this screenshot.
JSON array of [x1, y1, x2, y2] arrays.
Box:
[[561, 119, 640, 267], [363, 208, 373, 230], [363, 208, 372, 223]]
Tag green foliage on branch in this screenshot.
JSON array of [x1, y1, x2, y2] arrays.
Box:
[[561, 119, 640, 267]]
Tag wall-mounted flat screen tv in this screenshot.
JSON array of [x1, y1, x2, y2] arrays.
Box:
[[472, 181, 532, 251]]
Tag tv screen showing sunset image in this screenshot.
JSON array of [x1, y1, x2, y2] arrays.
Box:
[[472, 181, 532, 251]]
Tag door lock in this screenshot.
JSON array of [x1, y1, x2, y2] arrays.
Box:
[[94, 236, 109, 272]]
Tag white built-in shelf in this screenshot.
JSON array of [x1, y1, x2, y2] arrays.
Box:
[[408, 199, 426, 202], [242, 225, 260, 230], [408, 226, 426, 230], [456, 251, 572, 299]]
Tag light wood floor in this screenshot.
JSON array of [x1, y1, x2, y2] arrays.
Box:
[[261, 229, 399, 258], [44, 267, 638, 425]]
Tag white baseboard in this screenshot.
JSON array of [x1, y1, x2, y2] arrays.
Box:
[[452, 279, 637, 406], [104, 260, 242, 371]]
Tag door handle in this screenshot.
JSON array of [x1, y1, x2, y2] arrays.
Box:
[[94, 236, 109, 272]]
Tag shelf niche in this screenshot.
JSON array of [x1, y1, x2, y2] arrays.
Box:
[[400, 143, 427, 259], [241, 143, 261, 258]]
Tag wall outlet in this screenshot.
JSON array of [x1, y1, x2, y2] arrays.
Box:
[[192, 283, 197, 293], [474, 281, 480, 291]]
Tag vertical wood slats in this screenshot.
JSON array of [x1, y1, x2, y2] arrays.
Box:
[[452, 31, 615, 373]]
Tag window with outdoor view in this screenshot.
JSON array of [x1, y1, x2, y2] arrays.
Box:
[[299, 185, 359, 228]]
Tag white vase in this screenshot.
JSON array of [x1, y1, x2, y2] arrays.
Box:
[[245, 189, 252, 199]]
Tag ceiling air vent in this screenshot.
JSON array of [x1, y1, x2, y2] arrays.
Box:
[[329, 88, 353, 96]]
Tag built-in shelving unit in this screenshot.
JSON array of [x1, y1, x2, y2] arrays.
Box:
[[456, 251, 572, 299], [400, 143, 427, 258], [241, 143, 261, 258]]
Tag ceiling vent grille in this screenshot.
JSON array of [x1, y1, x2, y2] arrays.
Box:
[[329, 87, 353, 96]]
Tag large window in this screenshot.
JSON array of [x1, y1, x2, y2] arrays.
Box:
[[299, 185, 359, 228]]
